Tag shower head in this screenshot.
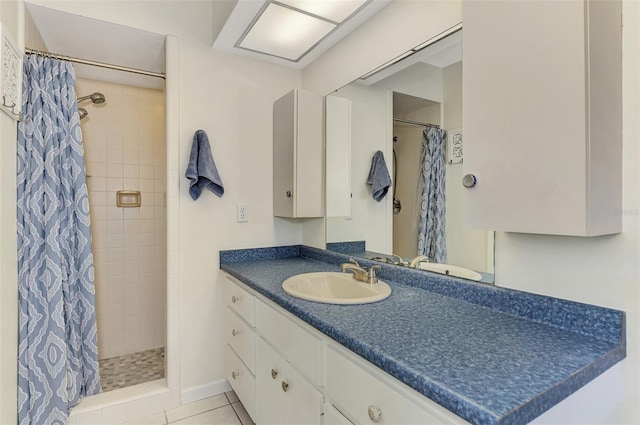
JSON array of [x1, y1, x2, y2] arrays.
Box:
[[78, 108, 88, 119], [77, 92, 106, 104]]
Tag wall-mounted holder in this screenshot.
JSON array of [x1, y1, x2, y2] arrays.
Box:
[[116, 190, 141, 207], [447, 128, 463, 164], [0, 23, 22, 122]]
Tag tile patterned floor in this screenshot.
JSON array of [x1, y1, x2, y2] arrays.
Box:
[[121, 392, 254, 425], [99, 348, 165, 392]]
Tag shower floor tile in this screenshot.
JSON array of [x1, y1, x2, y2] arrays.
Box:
[[99, 347, 165, 392]]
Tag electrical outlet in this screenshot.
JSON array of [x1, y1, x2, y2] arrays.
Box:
[[237, 203, 248, 222]]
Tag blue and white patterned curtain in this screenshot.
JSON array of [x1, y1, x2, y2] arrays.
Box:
[[17, 55, 101, 424], [417, 127, 446, 263]]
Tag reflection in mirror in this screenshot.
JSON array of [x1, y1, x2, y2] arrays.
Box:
[[325, 30, 495, 283]]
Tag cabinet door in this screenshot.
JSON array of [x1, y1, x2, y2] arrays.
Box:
[[324, 403, 354, 425], [224, 345, 256, 421], [256, 337, 323, 425], [462, 0, 621, 236], [326, 96, 352, 217], [273, 90, 296, 217], [295, 89, 324, 218], [273, 89, 324, 218], [224, 307, 255, 374], [225, 277, 255, 326]]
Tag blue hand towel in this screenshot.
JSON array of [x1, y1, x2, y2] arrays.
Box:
[[366, 150, 392, 202], [185, 130, 224, 200]]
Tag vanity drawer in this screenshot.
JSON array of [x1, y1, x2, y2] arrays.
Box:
[[224, 276, 255, 326], [256, 336, 323, 425], [325, 344, 466, 425], [256, 299, 323, 385], [224, 307, 255, 374], [224, 344, 256, 421]]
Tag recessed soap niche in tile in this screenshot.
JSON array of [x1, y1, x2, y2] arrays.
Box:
[[116, 190, 141, 207]]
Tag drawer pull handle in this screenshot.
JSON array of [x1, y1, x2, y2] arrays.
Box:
[[281, 380, 289, 392], [231, 295, 239, 303], [231, 329, 240, 337], [231, 371, 239, 380], [271, 369, 278, 379], [367, 405, 382, 423]]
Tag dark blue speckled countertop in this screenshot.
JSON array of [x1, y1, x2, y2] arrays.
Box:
[[220, 245, 626, 425]]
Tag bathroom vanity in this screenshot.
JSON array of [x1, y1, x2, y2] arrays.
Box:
[[220, 245, 625, 425]]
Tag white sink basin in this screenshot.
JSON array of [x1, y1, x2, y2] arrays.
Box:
[[417, 262, 483, 281], [282, 272, 391, 305]]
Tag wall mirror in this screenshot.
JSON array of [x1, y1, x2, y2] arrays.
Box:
[[325, 29, 495, 284]]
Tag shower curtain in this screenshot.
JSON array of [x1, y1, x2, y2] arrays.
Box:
[[417, 127, 447, 263], [17, 55, 101, 424]]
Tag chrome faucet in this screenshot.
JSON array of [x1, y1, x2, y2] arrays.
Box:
[[409, 255, 430, 268], [341, 258, 380, 284]]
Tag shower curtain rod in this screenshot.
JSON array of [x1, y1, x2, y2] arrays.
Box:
[[393, 117, 440, 128], [25, 48, 165, 79]]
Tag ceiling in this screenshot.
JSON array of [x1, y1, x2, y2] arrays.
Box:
[[26, 3, 166, 90], [25, 1, 453, 91]]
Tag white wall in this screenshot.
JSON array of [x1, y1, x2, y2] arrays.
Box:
[[16, 0, 303, 402], [442, 61, 489, 273]]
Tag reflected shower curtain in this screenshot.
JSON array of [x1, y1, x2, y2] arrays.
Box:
[[17, 55, 101, 424], [417, 127, 446, 263]]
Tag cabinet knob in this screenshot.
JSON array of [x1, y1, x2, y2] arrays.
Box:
[[231, 371, 239, 380], [462, 174, 477, 188], [367, 405, 382, 423], [231, 295, 239, 303], [231, 329, 239, 337], [286, 190, 292, 198], [271, 368, 278, 379], [281, 380, 289, 392]]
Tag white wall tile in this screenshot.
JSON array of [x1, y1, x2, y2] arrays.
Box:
[[89, 177, 107, 192], [107, 163, 123, 178], [80, 78, 166, 360], [123, 148, 140, 164]]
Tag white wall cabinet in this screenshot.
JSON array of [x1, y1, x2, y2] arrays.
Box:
[[273, 89, 324, 218], [462, 0, 622, 236]]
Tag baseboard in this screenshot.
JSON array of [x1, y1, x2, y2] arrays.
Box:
[[181, 379, 232, 405]]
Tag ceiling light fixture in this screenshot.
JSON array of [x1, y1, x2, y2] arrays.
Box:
[[236, 0, 370, 63]]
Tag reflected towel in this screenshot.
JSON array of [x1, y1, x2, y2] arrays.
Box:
[[185, 129, 224, 200], [366, 150, 392, 202]]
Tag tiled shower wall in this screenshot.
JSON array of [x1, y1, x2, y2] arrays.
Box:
[[76, 78, 166, 359]]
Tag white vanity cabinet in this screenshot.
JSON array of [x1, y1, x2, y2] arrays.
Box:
[[462, 0, 622, 236], [255, 298, 324, 425], [222, 272, 469, 425], [273, 89, 324, 218], [223, 276, 257, 421]]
